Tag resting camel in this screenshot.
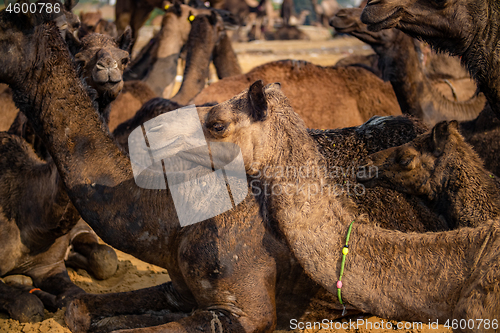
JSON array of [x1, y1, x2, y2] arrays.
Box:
[[359, 0, 500, 176], [330, 8, 485, 126], [79, 11, 118, 39], [2, 9, 474, 331], [171, 13, 234, 104], [199, 80, 500, 327], [123, 3, 237, 97], [358, 120, 500, 229], [193, 60, 402, 129], [0, 132, 119, 323], [361, 0, 500, 120]]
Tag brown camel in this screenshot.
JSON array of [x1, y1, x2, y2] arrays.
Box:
[[264, 25, 310, 40], [79, 11, 118, 39], [122, 3, 225, 97], [108, 81, 158, 131], [1, 10, 467, 331], [0, 132, 118, 322], [199, 80, 500, 326], [361, 0, 500, 120], [115, 0, 164, 48], [170, 12, 226, 105], [358, 120, 500, 229], [330, 8, 485, 126], [193, 59, 402, 129]]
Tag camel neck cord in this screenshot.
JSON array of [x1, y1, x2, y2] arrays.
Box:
[[337, 220, 354, 316]]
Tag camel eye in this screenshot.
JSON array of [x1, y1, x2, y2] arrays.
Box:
[[212, 123, 226, 133], [399, 155, 415, 169]]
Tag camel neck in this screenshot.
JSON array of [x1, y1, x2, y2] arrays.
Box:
[[212, 34, 242, 79], [462, 1, 500, 118], [253, 116, 496, 321], [171, 17, 215, 105], [375, 32, 484, 125], [9, 22, 178, 265], [374, 33, 427, 119]]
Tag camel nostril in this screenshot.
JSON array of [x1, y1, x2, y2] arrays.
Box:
[[121, 57, 129, 66]]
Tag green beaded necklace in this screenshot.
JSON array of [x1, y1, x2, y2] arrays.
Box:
[[337, 220, 354, 315]]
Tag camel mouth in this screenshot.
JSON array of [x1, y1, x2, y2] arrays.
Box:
[[361, 4, 402, 32], [330, 18, 358, 33]]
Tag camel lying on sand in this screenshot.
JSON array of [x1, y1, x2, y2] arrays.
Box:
[[198, 80, 500, 326], [358, 120, 500, 229], [2, 8, 472, 331]]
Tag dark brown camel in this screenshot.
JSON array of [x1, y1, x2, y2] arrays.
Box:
[[0, 131, 119, 322], [358, 120, 500, 229], [330, 7, 486, 126], [193, 59, 402, 129], [122, 3, 229, 98], [68, 30, 132, 123], [170, 12, 226, 105], [1, 10, 467, 331], [115, 0, 164, 49], [361, 0, 500, 120], [199, 80, 500, 327], [79, 11, 118, 39]]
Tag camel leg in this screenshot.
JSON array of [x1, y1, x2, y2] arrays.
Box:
[[64, 282, 196, 333], [0, 280, 44, 323], [67, 220, 118, 280], [111, 309, 264, 333], [25, 235, 86, 311]]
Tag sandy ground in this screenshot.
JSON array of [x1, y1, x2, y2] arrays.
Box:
[[0, 5, 456, 332]]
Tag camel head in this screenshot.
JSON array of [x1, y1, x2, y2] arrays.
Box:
[[330, 8, 397, 47], [360, 0, 487, 56], [198, 80, 307, 175], [68, 28, 132, 101], [0, 7, 53, 87], [357, 121, 462, 199]]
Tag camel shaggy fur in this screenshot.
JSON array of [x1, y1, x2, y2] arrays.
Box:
[[361, 0, 500, 119], [358, 120, 500, 229], [330, 7, 485, 126], [1, 10, 468, 331], [193, 59, 402, 129], [199, 80, 500, 327]]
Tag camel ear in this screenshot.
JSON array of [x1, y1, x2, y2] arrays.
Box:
[[65, 29, 82, 55], [430, 121, 454, 156], [116, 26, 133, 53], [208, 11, 218, 26], [248, 80, 268, 121]]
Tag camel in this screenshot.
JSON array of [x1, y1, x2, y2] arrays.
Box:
[[170, 13, 226, 105], [79, 11, 118, 39], [198, 80, 500, 327], [361, 0, 500, 120], [0, 132, 119, 322], [264, 25, 310, 40], [2, 10, 470, 331], [115, 0, 164, 48], [108, 81, 158, 131], [122, 3, 234, 97], [193, 59, 402, 129], [330, 8, 486, 126], [358, 120, 500, 229], [212, 33, 242, 79]]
